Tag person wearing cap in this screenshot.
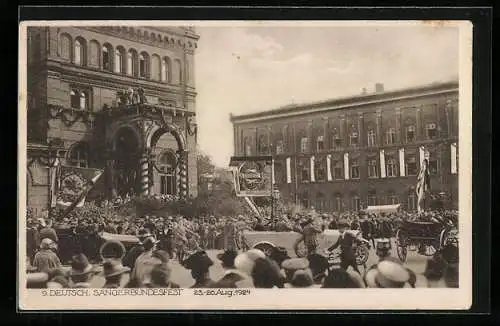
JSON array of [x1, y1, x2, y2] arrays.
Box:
[[251, 256, 283, 288], [294, 217, 322, 257], [32, 238, 62, 273], [101, 259, 131, 288], [213, 249, 250, 288], [149, 263, 180, 288], [285, 269, 315, 288], [326, 219, 363, 275], [130, 236, 161, 287], [281, 258, 309, 284], [307, 253, 330, 285], [182, 250, 217, 288], [69, 253, 98, 288], [364, 258, 414, 288], [122, 228, 152, 269]]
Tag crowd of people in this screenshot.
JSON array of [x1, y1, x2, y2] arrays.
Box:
[[26, 205, 459, 290]]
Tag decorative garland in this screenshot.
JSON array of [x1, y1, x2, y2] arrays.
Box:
[[47, 105, 95, 128]]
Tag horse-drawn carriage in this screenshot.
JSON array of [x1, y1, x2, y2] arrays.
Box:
[[395, 218, 458, 262], [241, 229, 371, 266]]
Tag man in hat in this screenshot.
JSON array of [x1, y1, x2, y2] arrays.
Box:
[[39, 218, 58, 245], [307, 253, 330, 285], [69, 253, 98, 288], [364, 259, 413, 288], [101, 259, 131, 288], [213, 249, 250, 288], [326, 220, 362, 275], [182, 250, 217, 288], [32, 238, 62, 273], [131, 236, 161, 287], [122, 228, 153, 269], [294, 217, 323, 256]]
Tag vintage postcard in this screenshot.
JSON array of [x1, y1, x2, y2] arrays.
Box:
[[18, 20, 472, 310]]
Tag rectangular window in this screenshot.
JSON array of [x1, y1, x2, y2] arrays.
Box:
[[300, 137, 309, 153], [367, 130, 376, 147], [245, 144, 252, 156], [350, 160, 360, 179], [315, 160, 326, 181], [350, 132, 358, 147], [333, 161, 343, 180], [352, 197, 361, 211], [332, 135, 342, 148], [388, 195, 399, 205], [386, 158, 398, 177], [408, 194, 417, 211], [426, 123, 438, 140], [275, 140, 284, 155], [335, 197, 343, 212], [406, 157, 418, 176], [160, 175, 166, 195], [405, 125, 415, 143], [103, 51, 110, 71], [386, 128, 396, 145], [316, 136, 324, 151], [368, 159, 378, 178], [301, 199, 309, 209], [429, 158, 439, 175], [367, 195, 377, 206]]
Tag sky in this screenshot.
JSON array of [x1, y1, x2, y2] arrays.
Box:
[[194, 23, 459, 167]]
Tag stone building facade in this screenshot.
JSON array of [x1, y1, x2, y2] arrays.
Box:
[[26, 26, 199, 215], [230, 82, 459, 212]]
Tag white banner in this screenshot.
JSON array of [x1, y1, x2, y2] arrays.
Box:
[[399, 148, 406, 177], [451, 142, 457, 174], [380, 150, 386, 178], [326, 154, 332, 181], [344, 153, 349, 180], [310, 156, 315, 182], [419, 146, 426, 164], [286, 157, 292, 184], [271, 159, 275, 184], [49, 158, 60, 208]]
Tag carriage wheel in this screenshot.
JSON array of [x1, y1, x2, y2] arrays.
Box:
[[355, 244, 370, 265], [396, 229, 408, 262]]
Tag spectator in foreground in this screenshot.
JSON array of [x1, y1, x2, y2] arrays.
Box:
[[101, 259, 131, 288], [149, 263, 180, 288], [251, 257, 282, 288], [182, 250, 217, 288], [322, 267, 363, 288], [69, 253, 98, 288], [307, 253, 330, 285], [214, 249, 249, 288], [130, 236, 160, 287], [32, 238, 62, 273]]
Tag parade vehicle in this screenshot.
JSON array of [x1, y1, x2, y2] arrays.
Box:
[[241, 228, 371, 266], [395, 215, 458, 262]]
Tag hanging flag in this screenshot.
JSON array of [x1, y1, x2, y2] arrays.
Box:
[[416, 157, 431, 213], [286, 157, 292, 184], [56, 166, 104, 209], [49, 158, 60, 208], [343, 153, 349, 180], [228, 156, 272, 197], [271, 158, 276, 185], [244, 196, 262, 220], [310, 155, 315, 182], [399, 148, 406, 177], [450, 143, 457, 174], [326, 154, 332, 181], [419, 146, 426, 164], [380, 150, 386, 178]]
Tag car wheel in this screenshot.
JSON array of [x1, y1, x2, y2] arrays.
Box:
[[253, 243, 275, 257]]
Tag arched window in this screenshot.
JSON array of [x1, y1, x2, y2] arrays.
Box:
[[102, 44, 113, 71], [386, 158, 398, 177], [127, 49, 138, 76], [161, 57, 171, 82], [367, 190, 377, 206], [158, 151, 177, 195], [68, 142, 89, 168], [139, 52, 149, 78], [88, 40, 100, 67], [74, 39, 82, 65], [351, 194, 361, 211], [367, 129, 376, 147], [386, 128, 396, 145], [59, 33, 72, 60], [114, 47, 125, 73], [151, 54, 161, 81], [70, 88, 89, 110]]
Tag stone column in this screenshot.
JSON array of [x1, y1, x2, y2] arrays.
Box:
[[177, 150, 188, 198], [357, 113, 364, 147], [148, 151, 156, 194], [376, 109, 382, 146], [416, 106, 423, 141], [139, 150, 150, 196], [395, 107, 402, 144]]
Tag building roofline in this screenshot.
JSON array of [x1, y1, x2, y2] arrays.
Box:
[[230, 80, 458, 124]]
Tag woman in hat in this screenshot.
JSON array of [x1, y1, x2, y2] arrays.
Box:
[[213, 249, 250, 288], [182, 250, 217, 288], [101, 259, 131, 288], [32, 238, 62, 273], [69, 253, 98, 288]]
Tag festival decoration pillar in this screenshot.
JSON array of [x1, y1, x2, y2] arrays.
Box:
[[177, 150, 188, 198], [139, 150, 149, 196]]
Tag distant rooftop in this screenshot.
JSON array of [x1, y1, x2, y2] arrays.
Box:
[[230, 79, 458, 123]]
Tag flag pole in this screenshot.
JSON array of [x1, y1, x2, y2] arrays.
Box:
[[60, 172, 103, 220]]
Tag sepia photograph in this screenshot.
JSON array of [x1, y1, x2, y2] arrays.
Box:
[[18, 20, 472, 310]]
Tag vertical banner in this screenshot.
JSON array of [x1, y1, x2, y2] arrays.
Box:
[[343, 152, 349, 180], [56, 166, 104, 208], [310, 155, 315, 182], [229, 156, 273, 197], [326, 154, 332, 181], [399, 148, 406, 177], [286, 157, 292, 184], [271, 158, 276, 185], [380, 149, 386, 178], [49, 158, 60, 208], [450, 143, 457, 174], [419, 146, 426, 164]]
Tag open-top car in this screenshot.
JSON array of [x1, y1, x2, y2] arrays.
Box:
[[241, 228, 370, 266]]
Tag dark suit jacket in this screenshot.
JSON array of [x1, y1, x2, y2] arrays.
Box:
[[328, 232, 358, 259], [122, 244, 145, 269]]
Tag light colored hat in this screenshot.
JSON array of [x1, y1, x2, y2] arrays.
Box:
[[368, 260, 410, 288], [40, 238, 54, 249], [234, 249, 266, 276], [290, 269, 314, 288], [281, 258, 309, 271]]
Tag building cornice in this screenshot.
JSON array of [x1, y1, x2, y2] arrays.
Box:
[[230, 82, 459, 124], [44, 59, 197, 99], [76, 26, 199, 52]]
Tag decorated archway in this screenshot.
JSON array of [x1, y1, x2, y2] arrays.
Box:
[[111, 126, 142, 197]]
